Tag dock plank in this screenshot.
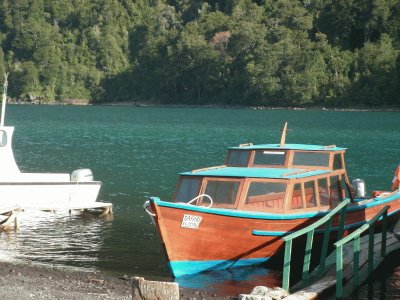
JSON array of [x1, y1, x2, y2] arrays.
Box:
[[28, 201, 113, 215]]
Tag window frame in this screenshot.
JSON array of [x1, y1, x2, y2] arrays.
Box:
[[238, 178, 288, 212], [317, 177, 330, 207], [173, 176, 202, 203], [250, 150, 289, 168], [200, 177, 244, 208], [225, 149, 251, 167], [290, 150, 331, 169], [286, 173, 348, 212]]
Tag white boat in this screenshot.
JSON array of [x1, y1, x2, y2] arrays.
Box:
[[0, 74, 105, 211]]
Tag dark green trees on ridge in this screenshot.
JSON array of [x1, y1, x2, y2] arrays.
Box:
[[0, 0, 399, 107]]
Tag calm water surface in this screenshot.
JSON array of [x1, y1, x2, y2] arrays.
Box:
[[1, 105, 400, 297]]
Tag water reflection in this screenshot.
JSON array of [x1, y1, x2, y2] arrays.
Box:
[[175, 265, 282, 297], [0, 210, 112, 270]]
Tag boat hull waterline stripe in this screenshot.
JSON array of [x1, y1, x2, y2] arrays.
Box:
[[169, 257, 270, 277]]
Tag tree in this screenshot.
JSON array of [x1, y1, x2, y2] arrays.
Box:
[[349, 34, 399, 105], [0, 0, 399, 107], [316, 0, 396, 50]]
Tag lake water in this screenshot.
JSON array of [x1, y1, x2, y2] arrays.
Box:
[[1, 105, 400, 297]]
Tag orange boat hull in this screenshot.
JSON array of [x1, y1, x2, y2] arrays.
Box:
[[150, 195, 400, 277]]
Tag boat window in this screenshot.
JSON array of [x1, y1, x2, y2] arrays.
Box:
[[253, 150, 286, 166], [175, 178, 201, 202], [318, 178, 330, 206], [339, 175, 349, 199], [204, 180, 240, 205], [226, 150, 250, 166], [0, 130, 6, 147], [291, 183, 303, 209], [329, 175, 342, 203], [245, 182, 286, 209], [304, 181, 317, 208], [293, 152, 330, 167], [333, 154, 343, 170]]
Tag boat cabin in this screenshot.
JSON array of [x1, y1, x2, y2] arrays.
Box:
[[226, 143, 345, 170], [174, 144, 350, 213]]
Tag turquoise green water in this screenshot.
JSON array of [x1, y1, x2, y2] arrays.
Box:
[[1, 105, 400, 296]]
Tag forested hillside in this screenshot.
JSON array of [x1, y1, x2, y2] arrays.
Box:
[[1, 0, 400, 107]]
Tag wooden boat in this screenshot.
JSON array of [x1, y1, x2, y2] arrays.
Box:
[[144, 123, 400, 277], [0, 74, 109, 212]]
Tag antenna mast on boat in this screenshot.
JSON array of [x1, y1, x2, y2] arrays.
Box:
[[1, 73, 8, 127], [280, 122, 288, 147]]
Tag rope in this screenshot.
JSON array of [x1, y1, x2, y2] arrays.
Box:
[[187, 194, 213, 208], [143, 200, 156, 216]]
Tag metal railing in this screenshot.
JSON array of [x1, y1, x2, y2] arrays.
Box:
[[281, 199, 350, 291], [334, 205, 389, 298]]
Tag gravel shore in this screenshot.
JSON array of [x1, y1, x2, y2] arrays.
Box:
[[0, 260, 237, 299], [0, 261, 131, 300]]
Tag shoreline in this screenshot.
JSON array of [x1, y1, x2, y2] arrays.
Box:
[[0, 259, 236, 299], [0, 260, 131, 299], [7, 100, 400, 112]]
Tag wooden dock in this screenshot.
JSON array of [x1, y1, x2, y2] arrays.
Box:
[[270, 204, 400, 299], [284, 230, 400, 299], [26, 201, 113, 216], [0, 205, 20, 230]]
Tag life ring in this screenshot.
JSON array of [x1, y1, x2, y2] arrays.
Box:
[[391, 165, 400, 191]]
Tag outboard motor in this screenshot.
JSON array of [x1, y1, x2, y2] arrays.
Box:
[[352, 178, 366, 198], [71, 168, 94, 182]]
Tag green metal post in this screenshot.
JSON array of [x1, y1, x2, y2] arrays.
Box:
[[336, 245, 343, 298], [353, 236, 360, 289], [333, 205, 389, 298], [368, 223, 375, 275], [320, 218, 332, 272], [282, 239, 293, 291], [302, 229, 314, 285], [280, 200, 349, 292], [381, 211, 387, 257], [337, 206, 346, 241]]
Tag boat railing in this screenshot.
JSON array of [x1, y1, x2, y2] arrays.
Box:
[[281, 199, 350, 291], [334, 205, 389, 298]]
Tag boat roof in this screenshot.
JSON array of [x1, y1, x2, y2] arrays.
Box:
[[180, 167, 331, 180], [229, 143, 346, 151]]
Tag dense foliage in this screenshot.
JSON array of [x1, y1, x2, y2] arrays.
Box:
[[1, 0, 400, 107]]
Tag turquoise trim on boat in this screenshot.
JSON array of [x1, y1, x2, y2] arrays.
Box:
[[169, 257, 270, 277], [180, 167, 330, 179], [151, 195, 400, 221], [346, 193, 400, 211], [252, 230, 290, 236], [229, 143, 346, 151], [252, 220, 373, 237], [152, 197, 329, 220]]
